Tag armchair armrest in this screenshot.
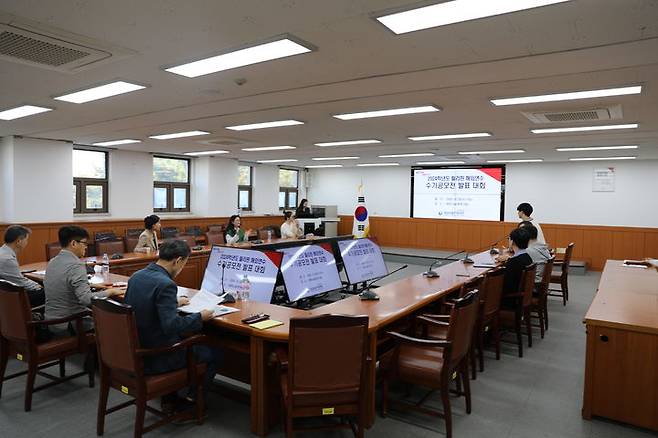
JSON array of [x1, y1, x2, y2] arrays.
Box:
[[420, 314, 450, 321], [386, 331, 452, 348], [272, 347, 288, 371], [27, 310, 91, 327], [136, 334, 207, 357], [416, 316, 450, 328]]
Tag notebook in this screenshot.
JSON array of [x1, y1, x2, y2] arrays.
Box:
[[250, 319, 283, 330]]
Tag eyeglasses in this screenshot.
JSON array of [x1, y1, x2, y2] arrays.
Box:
[[74, 240, 89, 246]]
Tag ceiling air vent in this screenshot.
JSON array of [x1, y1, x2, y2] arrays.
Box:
[[0, 19, 134, 72], [522, 105, 623, 124]]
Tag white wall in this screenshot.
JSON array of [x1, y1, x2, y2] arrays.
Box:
[[108, 149, 153, 219], [308, 166, 411, 217], [0, 136, 14, 222], [309, 160, 658, 228], [193, 157, 239, 217], [252, 165, 280, 215]]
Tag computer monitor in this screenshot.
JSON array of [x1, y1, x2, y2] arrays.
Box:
[[338, 237, 388, 284], [201, 245, 283, 303], [279, 243, 343, 302]]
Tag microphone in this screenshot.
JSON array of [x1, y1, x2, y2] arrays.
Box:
[[423, 250, 467, 278], [359, 264, 408, 301], [219, 262, 236, 303], [461, 252, 475, 264]]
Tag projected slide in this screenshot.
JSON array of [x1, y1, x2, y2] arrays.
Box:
[[201, 246, 282, 303], [412, 168, 503, 220]]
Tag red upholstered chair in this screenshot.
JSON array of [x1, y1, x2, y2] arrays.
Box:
[[91, 298, 206, 437], [0, 280, 95, 411], [275, 314, 369, 438], [381, 291, 480, 438]]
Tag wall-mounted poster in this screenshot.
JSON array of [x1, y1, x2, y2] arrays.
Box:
[[592, 168, 615, 192]]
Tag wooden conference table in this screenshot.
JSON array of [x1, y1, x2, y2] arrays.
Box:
[[23, 247, 497, 436], [582, 260, 658, 431]]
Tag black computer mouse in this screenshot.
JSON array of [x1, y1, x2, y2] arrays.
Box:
[[110, 253, 124, 260]]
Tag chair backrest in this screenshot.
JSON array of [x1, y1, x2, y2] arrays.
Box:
[[124, 236, 140, 253], [91, 298, 140, 375], [561, 243, 575, 276], [537, 257, 555, 298], [446, 290, 480, 363], [207, 225, 224, 234], [0, 280, 32, 343], [185, 225, 202, 236], [160, 227, 178, 239], [46, 242, 62, 261], [289, 314, 368, 394], [95, 231, 118, 242], [521, 263, 537, 308], [96, 240, 125, 256], [481, 267, 505, 318], [257, 228, 270, 240], [206, 232, 225, 246], [459, 275, 481, 298], [177, 235, 196, 248], [125, 228, 143, 238]]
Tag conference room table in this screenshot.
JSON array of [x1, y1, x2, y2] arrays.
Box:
[[22, 249, 498, 436], [582, 260, 658, 431]]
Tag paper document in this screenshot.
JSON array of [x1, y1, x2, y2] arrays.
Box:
[[179, 289, 222, 313], [250, 319, 283, 330], [213, 305, 239, 318]]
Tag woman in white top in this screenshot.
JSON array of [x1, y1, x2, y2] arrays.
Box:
[[280, 211, 303, 239], [134, 215, 160, 253]]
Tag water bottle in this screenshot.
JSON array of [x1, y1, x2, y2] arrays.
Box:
[[240, 275, 251, 302], [101, 253, 110, 282]]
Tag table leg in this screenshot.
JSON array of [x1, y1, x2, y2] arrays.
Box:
[[250, 337, 268, 436]]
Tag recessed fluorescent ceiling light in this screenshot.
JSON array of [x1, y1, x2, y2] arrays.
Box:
[[409, 132, 491, 141], [531, 124, 638, 134], [333, 105, 439, 120], [92, 139, 141, 147], [312, 156, 359, 161], [184, 150, 230, 156], [306, 164, 343, 168], [226, 120, 303, 131], [569, 156, 636, 161], [0, 105, 52, 120], [417, 161, 466, 165], [54, 81, 145, 104], [149, 130, 210, 140], [377, 0, 571, 35], [257, 159, 298, 163], [487, 159, 544, 163], [379, 153, 435, 158], [165, 38, 312, 78], [459, 149, 525, 155], [491, 85, 642, 106], [356, 163, 400, 167], [315, 139, 381, 147], [556, 145, 638, 152], [241, 146, 296, 151]]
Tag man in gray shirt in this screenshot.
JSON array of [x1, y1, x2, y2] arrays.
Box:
[[44, 225, 124, 336], [0, 225, 44, 307]]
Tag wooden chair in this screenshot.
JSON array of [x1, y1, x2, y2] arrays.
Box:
[[96, 239, 125, 256], [185, 225, 203, 236], [91, 298, 206, 438], [124, 236, 140, 253], [275, 314, 369, 438], [207, 225, 224, 234], [95, 231, 119, 242], [0, 280, 95, 411], [126, 228, 143, 238], [45, 242, 61, 261], [474, 267, 506, 373], [176, 235, 197, 248], [205, 232, 225, 246], [160, 227, 179, 239], [531, 257, 555, 338], [381, 291, 479, 438], [499, 264, 536, 357], [549, 243, 574, 306]]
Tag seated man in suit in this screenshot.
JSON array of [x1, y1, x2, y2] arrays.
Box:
[[44, 226, 124, 337], [496, 227, 533, 307], [123, 240, 218, 416], [0, 225, 45, 308]]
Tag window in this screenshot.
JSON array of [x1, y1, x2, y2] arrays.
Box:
[[279, 168, 299, 210], [73, 149, 108, 214], [153, 156, 190, 212], [238, 165, 253, 211]]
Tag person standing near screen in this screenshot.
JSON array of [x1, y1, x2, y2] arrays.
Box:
[[225, 215, 254, 244], [517, 202, 546, 245], [135, 214, 160, 253], [281, 211, 303, 239], [295, 199, 312, 218]]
